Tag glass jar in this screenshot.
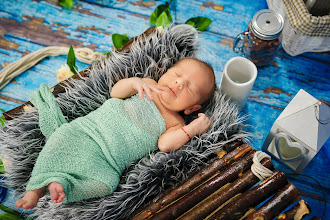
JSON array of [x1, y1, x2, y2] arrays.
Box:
[[233, 9, 284, 67]]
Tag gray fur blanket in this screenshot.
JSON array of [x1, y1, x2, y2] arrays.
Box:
[[0, 25, 248, 219]]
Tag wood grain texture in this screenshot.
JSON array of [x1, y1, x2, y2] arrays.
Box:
[[0, 0, 329, 218]]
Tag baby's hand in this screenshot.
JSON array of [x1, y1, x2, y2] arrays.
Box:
[[131, 78, 164, 100], [188, 113, 212, 135]]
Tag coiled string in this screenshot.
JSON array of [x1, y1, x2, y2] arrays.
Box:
[[251, 151, 274, 181], [0, 46, 105, 90]]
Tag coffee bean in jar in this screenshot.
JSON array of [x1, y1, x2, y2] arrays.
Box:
[[233, 9, 284, 67]]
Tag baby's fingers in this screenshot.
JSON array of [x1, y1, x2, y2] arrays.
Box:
[[150, 85, 166, 93], [198, 113, 212, 126], [198, 113, 209, 120], [142, 85, 153, 100], [137, 86, 144, 99], [207, 119, 212, 126]]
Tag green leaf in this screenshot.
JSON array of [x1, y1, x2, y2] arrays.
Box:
[[155, 11, 171, 28], [186, 20, 195, 27], [0, 109, 5, 126], [0, 204, 22, 218], [67, 45, 78, 74], [150, 2, 173, 25], [0, 118, 5, 126], [59, 0, 73, 9], [0, 213, 23, 220], [0, 159, 5, 174], [103, 51, 111, 56], [112, 34, 129, 50], [185, 17, 212, 31]]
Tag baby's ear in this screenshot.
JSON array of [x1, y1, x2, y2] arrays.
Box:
[[184, 104, 201, 115]]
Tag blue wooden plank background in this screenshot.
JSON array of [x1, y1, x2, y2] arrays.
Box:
[[0, 0, 329, 218]]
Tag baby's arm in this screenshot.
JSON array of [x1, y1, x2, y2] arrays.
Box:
[[111, 77, 164, 100], [158, 113, 212, 152]]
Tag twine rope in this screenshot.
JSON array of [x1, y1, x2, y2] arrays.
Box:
[[315, 103, 330, 125], [0, 46, 105, 90], [251, 151, 274, 181]]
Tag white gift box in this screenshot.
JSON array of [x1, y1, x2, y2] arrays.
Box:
[[262, 89, 330, 173]]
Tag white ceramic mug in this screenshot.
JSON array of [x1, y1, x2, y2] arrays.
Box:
[[220, 57, 258, 108]]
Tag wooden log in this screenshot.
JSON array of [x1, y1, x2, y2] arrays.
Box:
[[216, 140, 244, 158], [245, 183, 300, 220], [240, 208, 256, 220], [207, 171, 288, 220], [223, 139, 245, 153], [148, 150, 256, 220], [178, 158, 275, 220], [277, 200, 311, 220], [131, 143, 252, 220]]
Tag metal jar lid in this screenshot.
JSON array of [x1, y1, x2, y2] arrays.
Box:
[[251, 9, 284, 40]]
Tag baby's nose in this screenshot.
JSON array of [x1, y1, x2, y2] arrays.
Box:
[[175, 79, 184, 89]]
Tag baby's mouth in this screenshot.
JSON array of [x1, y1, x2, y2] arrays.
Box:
[[169, 87, 176, 96]]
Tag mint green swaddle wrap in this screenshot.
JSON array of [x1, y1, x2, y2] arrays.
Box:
[[26, 83, 166, 203]]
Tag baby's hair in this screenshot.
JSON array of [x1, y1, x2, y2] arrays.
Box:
[[198, 59, 217, 102]]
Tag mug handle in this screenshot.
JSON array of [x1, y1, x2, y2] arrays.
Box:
[[275, 132, 307, 162], [233, 32, 248, 54]]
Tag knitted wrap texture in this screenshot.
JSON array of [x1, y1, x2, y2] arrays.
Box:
[[29, 83, 69, 140], [26, 85, 165, 203], [0, 25, 249, 219]]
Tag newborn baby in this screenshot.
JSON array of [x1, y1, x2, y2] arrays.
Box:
[[16, 58, 216, 209]]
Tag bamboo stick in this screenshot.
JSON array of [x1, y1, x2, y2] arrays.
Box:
[[207, 171, 288, 220], [131, 143, 251, 220], [177, 158, 275, 220], [245, 183, 300, 220], [148, 150, 256, 220], [277, 200, 311, 220]]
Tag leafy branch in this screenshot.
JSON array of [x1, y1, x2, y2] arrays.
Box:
[[150, 1, 173, 27], [185, 17, 213, 31], [0, 203, 25, 220], [112, 34, 130, 50], [0, 158, 24, 219], [67, 45, 78, 75], [59, 0, 73, 9], [58, 1, 212, 54], [109, 0, 212, 52], [0, 109, 5, 127]]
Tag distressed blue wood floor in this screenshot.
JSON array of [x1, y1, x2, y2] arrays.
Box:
[[0, 0, 329, 218]]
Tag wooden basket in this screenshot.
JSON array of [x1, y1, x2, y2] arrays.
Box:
[[131, 141, 313, 220]]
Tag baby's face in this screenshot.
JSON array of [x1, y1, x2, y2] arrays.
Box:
[[157, 59, 214, 113]]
